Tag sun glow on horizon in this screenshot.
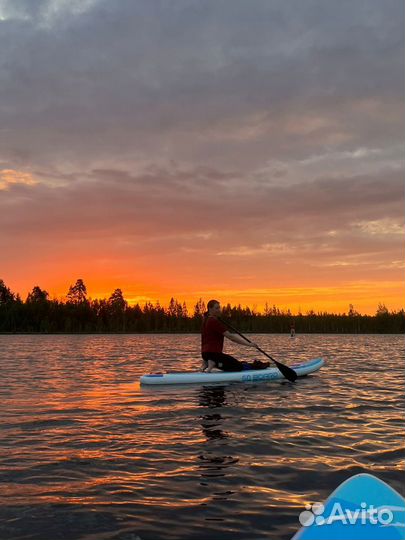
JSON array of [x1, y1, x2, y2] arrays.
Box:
[[3, 276, 404, 316]]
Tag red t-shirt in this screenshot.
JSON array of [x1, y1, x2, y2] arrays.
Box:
[[201, 316, 228, 353]]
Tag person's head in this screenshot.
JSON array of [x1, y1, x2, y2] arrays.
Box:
[[206, 299, 221, 317]]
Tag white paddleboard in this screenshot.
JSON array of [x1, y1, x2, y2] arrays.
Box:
[[140, 357, 324, 385]]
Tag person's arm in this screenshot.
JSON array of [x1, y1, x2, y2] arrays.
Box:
[[224, 330, 258, 348]]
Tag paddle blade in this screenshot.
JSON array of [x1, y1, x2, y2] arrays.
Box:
[[275, 361, 298, 382]]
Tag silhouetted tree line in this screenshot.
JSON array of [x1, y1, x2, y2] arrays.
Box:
[[0, 279, 404, 334]]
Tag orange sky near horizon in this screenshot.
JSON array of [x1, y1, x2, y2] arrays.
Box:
[[3, 270, 404, 316]]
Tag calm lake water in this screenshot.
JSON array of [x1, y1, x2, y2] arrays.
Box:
[[0, 334, 404, 540]]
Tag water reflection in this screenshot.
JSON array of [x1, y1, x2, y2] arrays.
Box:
[[197, 385, 228, 443], [196, 385, 239, 499], [198, 385, 228, 409], [1, 334, 403, 540], [199, 411, 227, 441]]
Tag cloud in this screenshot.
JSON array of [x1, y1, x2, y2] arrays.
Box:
[[0, 0, 98, 24], [0, 168, 38, 189], [0, 0, 403, 310], [0, 0, 403, 172], [354, 219, 404, 237], [0, 165, 402, 264]]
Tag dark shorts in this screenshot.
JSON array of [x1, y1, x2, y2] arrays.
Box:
[[201, 352, 245, 372]]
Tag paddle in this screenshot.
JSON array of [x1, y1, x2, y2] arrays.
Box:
[[218, 317, 298, 382]]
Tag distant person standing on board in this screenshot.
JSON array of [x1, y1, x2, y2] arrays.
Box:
[[290, 323, 296, 338], [201, 299, 270, 372]]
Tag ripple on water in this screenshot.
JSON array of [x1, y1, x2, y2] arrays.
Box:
[[0, 334, 404, 540]]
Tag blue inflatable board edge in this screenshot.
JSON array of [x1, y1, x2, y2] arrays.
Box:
[[292, 473, 405, 540]]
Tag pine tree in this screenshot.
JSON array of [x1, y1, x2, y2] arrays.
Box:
[[27, 286, 49, 303], [0, 279, 15, 304], [193, 298, 206, 317], [108, 289, 127, 311], [67, 279, 87, 304]]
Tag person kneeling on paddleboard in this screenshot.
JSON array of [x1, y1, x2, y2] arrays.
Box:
[[201, 299, 270, 372]]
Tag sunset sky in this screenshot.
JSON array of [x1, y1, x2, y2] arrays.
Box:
[[0, 0, 404, 315]]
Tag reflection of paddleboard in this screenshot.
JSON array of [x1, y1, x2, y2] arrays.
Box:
[[140, 358, 323, 385], [292, 473, 405, 540]]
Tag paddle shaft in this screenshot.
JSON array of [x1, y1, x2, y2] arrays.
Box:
[[219, 318, 275, 361], [218, 317, 298, 382]]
